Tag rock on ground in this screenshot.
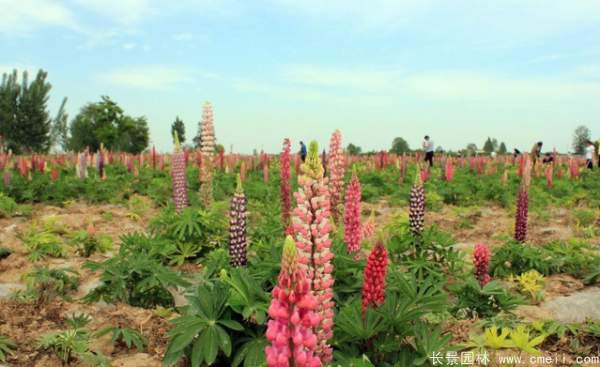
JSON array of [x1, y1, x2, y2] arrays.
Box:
[[542, 287, 600, 323]]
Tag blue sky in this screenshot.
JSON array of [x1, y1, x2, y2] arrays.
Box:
[[1, 0, 599, 153]]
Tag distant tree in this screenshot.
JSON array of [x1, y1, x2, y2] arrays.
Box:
[[193, 119, 202, 148], [390, 137, 410, 154], [0, 69, 53, 153], [171, 116, 186, 145], [483, 137, 495, 154], [498, 142, 507, 154], [346, 143, 362, 155], [572, 125, 591, 155], [50, 97, 69, 152], [435, 146, 444, 153], [68, 96, 149, 153], [466, 143, 478, 155], [216, 144, 225, 154]]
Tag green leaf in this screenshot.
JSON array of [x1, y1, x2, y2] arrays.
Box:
[[200, 327, 220, 365], [218, 319, 244, 331]]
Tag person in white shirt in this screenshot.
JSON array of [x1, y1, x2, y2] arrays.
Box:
[[422, 135, 435, 168], [585, 140, 595, 170]]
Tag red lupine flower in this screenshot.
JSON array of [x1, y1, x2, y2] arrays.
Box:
[[265, 236, 322, 367], [473, 244, 491, 286], [361, 242, 388, 317], [343, 172, 362, 256]]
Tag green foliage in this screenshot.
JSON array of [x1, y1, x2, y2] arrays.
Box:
[[347, 143, 362, 155], [94, 326, 146, 351], [450, 277, 524, 318], [0, 335, 16, 363], [83, 235, 189, 308], [171, 116, 186, 144], [38, 315, 109, 367], [19, 266, 79, 303], [163, 282, 244, 367], [68, 96, 149, 153], [68, 229, 112, 257], [19, 225, 65, 262], [0, 69, 53, 153], [390, 137, 410, 154], [221, 268, 270, 325], [0, 193, 18, 217]]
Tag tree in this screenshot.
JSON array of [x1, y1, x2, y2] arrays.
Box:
[[390, 137, 410, 154], [50, 97, 69, 152], [171, 116, 185, 145], [0, 69, 53, 153], [572, 125, 591, 155], [498, 142, 507, 154], [466, 143, 478, 155], [483, 137, 495, 154], [68, 96, 149, 153], [346, 143, 362, 155]]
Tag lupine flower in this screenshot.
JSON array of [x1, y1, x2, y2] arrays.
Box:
[[514, 159, 531, 243], [409, 167, 426, 237], [444, 159, 455, 182], [229, 174, 248, 267], [343, 171, 362, 256], [292, 141, 335, 363], [569, 158, 580, 180], [473, 244, 491, 286], [361, 210, 376, 241], [361, 242, 388, 317], [280, 138, 292, 228], [199, 101, 216, 207], [265, 236, 322, 367], [263, 160, 269, 183], [171, 133, 189, 213], [50, 166, 59, 181], [3, 169, 11, 187], [545, 165, 553, 188], [327, 129, 345, 223]]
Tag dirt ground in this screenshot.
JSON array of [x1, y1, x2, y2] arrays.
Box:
[[0, 199, 598, 366]]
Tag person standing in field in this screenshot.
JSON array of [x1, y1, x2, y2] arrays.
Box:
[[530, 141, 543, 166], [596, 138, 600, 168], [299, 141, 307, 162], [422, 135, 435, 168], [585, 140, 595, 170]]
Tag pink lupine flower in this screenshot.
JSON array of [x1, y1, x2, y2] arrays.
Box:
[[514, 158, 531, 243], [343, 171, 362, 256], [265, 236, 322, 367], [291, 141, 335, 364], [229, 174, 248, 267], [280, 138, 292, 228], [171, 133, 189, 213], [199, 101, 216, 207], [327, 129, 345, 223]]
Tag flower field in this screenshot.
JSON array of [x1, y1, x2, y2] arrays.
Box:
[[0, 131, 600, 367]]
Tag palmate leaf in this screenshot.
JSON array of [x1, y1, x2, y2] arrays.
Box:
[[335, 300, 388, 343], [509, 325, 546, 356], [224, 268, 270, 324], [231, 334, 267, 367], [164, 282, 241, 367]]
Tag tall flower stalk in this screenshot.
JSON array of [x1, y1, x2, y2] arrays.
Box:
[[280, 138, 292, 228], [514, 159, 531, 243], [199, 101, 216, 207], [409, 166, 426, 238], [291, 141, 335, 364], [327, 129, 344, 223], [229, 174, 248, 267], [361, 242, 388, 317], [171, 133, 189, 213], [473, 244, 491, 286], [265, 236, 321, 367], [343, 171, 362, 256]]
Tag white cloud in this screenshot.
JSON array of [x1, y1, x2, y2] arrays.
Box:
[[282, 64, 401, 90], [0, 0, 78, 35], [73, 0, 155, 25], [122, 42, 136, 50], [100, 66, 191, 89]]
